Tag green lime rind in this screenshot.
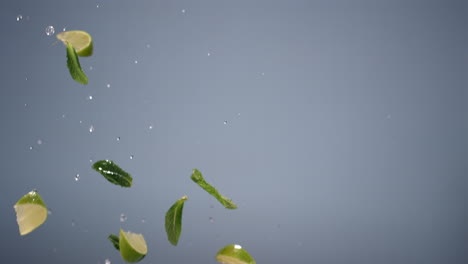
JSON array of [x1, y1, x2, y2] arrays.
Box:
[[108, 234, 120, 250], [215, 244, 256, 264], [191, 169, 237, 209], [66, 42, 88, 85], [92, 160, 133, 187], [119, 229, 147, 263], [15, 190, 47, 207], [77, 39, 93, 57], [165, 195, 188, 246]]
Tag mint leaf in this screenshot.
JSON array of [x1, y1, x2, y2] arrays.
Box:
[[108, 234, 120, 250], [92, 160, 132, 187], [66, 42, 88, 85], [165, 195, 188, 246], [191, 169, 237, 209]]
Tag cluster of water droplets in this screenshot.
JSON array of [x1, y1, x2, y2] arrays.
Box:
[[120, 213, 127, 222], [45, 25, 54, 36]]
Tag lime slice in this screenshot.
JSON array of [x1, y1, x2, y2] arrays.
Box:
[[119, 229, 147, 263], [216, 244, 256, 264], [13, 190, 48, 236], [56, 30, 93, 57]]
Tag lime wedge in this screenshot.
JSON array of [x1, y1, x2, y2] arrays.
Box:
[[216, 244, 256, 264], [56, 30, 93, 57], [13, 190, 48, 236], [119, 229, 147, 263]]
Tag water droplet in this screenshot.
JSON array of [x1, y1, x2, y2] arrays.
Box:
[[181, 9, 186, 13], [45, 25, 55, 36], [37, 139, 42, 145], [234, 244, 242, 249], [88, 95, 93, 100], [74, 174, 80, 181], [104, 259, 111, 264], [79, 120, 83, 124], [96, 4, 100, 8], [141, 218, 146, 223], [146, 44, 151, 48], [129, 155, 134, 160], [29, 146, 33, 150], [106, 83, 111, 88], [89, 158, 94, 163], [261, 72, 265, 76], [148, 125, 153, 130], [134, 60, 138, 64], [116, 137, 120, 141], [209, 217, 214, 223], [62, 114, 66, 118], [120, 213, 127, 222], [223, 120, 228, 125], [89, 125, 94, 133], [16, 15, 23, 21], [48, 209, 52, 215], [207, 52, 211, 57], [71, 220, 76, 227], [89, 66, 93, 71], [62, 27, 67, 32]]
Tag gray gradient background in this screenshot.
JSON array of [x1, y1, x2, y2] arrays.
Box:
[[0, 0, 467, 263]]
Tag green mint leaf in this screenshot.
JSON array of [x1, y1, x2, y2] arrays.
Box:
[[108, 234, 120, 250], [165, 195, 188, 246], [66, 42, 88, 85], [191, 169, 237, 209], [92, 160, 133, 187]]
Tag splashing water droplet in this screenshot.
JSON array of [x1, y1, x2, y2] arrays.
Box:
[[48, 209, 52, 215], [29, 146, 33, 150], [89, 66, 93, 71], [141, 218, 146, 223], [62, 27, 66, 32], [223, 120, 228, 125], [88, 95, 93, 100], [129, 155, 134, 160], [74, 174, 80, 181], [116, 137, 120, 141], [209, 217, 214, 223], [104, 259, 111, 264], [181, 9, 186, 13], [89, 125, 94, 133], [45, 25, 55, 36], [106, 83, 111, 88], [37, 139, 42, 145], [148, 125, 153, 130], [120, 213, 127, 222], [207, 52, 211, 57], [134, 60, 138, 64], [16, 15, 23, 21], [96, 4, 100, 8], [71, 220, 76, 227]]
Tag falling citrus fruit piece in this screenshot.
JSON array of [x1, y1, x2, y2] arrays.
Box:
[[56, 30, 93, 57], [13, 190, 48, 236], [215, 244, 256, 264], [119, 229, 147, 263]]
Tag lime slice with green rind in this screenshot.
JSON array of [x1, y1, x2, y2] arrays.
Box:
[[216, 244, 256, 264], [13, 190, 48, 236], [56, 30, 93, 57], [119, 229, 147, 263]]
